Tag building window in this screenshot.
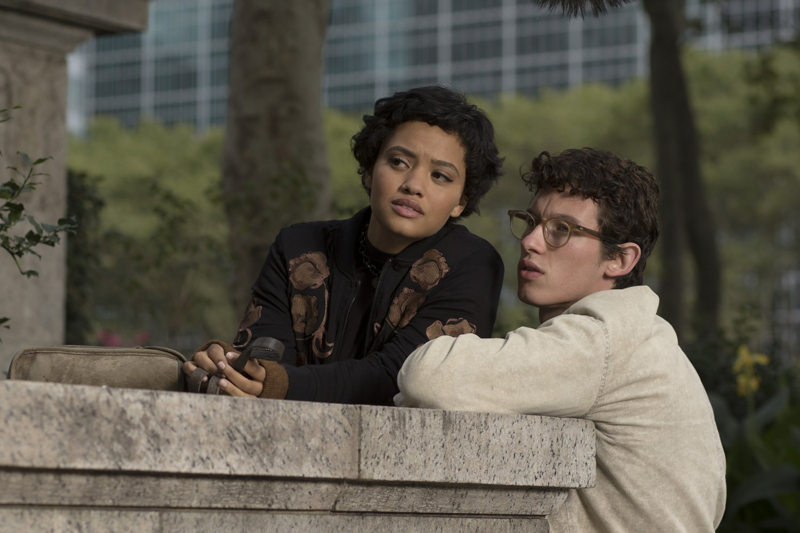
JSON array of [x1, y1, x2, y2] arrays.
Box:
[[452, 0, 502, 12], [452, 21, 503, 62]]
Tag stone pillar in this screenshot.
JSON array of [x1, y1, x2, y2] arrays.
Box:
[[0, 1, 149, 371], [0, 381, 596, 531]]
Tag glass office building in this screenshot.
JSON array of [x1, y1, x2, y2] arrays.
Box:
[[67, 0, 800, 133]]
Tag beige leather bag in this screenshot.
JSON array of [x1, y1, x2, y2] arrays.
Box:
[[7, 345, 187, 391]]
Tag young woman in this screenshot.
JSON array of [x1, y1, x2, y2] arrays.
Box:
[[184, 86, 505, 405]]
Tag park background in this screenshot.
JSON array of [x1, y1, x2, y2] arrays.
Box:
[[2, 0, 799, 530]]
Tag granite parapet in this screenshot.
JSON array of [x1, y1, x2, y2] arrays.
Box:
[[0, 380, 595, 531]]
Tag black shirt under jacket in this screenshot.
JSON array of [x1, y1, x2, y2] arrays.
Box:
[[232, 206, 504, 405]]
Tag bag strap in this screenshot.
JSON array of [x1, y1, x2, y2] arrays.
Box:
[[138, 345, 187, 363]]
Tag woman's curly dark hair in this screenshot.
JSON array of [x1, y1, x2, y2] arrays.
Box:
[[522, 148, 660, 289], [351, 86, 503, 219]]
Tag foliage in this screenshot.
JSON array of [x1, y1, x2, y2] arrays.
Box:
[[746, 37, 800, 137], [68, 118, 235, 353], [680, 299, 799, 531], [712, 386, 800, 532], [66, 45, 800, 368], [689, 46, 800, 350], [65, 170, 105, 345], [734, 345, 770, 398], [325, 107, 366, 218], [0, 106, 76, 341], [66, 109, 370, 352]]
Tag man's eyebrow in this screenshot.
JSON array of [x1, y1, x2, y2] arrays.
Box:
[[526, 208, 584, 226], [385, 145, 461, 178]]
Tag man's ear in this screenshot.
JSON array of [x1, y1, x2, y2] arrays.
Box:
[[604, 242, 642, 280], [364, 171, 372, 192], [449, 194, 468, 218]]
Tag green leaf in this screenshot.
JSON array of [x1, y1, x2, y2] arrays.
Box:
[[709, 392, 738, 449], [32, 157, 52, 167], [751, 387, 790, 433], [6, 166, 25, 180], [22, 270, 38, 279], [22, 248, 40, 260], [1, 178, 20, 190], [41, 234, 61, 246], [24, 231, 41, 245], [18, 152, 32, 168], [6, 202, 23, 224], [27, 216, 42, 233], [725, 465, 800, 515], [790, 426, 800, 453], [57, 216, 78, 228]]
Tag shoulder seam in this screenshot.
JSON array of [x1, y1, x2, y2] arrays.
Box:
[[584, 316, 611, 414]]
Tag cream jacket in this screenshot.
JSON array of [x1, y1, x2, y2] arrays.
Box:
[[396, 286, 726, 533]]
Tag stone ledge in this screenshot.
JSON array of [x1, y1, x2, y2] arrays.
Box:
[[0, 380, 595, 524], [0, 0, 149, 34], [0, 381, 594, 488], [0, 508, 550, 533], [360, 405, 595, 487], [0, 381, 360, 479], [0, 470, 567, 516]]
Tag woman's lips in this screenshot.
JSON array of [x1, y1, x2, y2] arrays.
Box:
[[391, 199, 424, 218]]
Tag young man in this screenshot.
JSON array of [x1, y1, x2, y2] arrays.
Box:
[[396, 148, 726, 532], [184, 86, 505, 405]]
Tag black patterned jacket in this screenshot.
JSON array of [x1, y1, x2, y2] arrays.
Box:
[[233, 207, 504, 405]]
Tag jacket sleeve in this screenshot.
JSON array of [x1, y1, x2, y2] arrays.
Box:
[[283, 247, 504, 405], [234, 231, 300, 366], [395, 312, 609, 417]]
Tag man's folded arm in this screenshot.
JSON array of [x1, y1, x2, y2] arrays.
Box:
[[285, 246, 505, 404], [396, 313, 610, 417]]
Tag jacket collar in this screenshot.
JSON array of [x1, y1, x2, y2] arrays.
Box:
[[335, 206, 456, 277]]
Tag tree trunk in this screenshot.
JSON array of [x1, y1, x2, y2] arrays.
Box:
[[642, 0, 721, 339], [223, 0, 331, 313]]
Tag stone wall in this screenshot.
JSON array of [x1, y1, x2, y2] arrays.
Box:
[[0, 0, 149, 371], [0, 381, 596, 532]]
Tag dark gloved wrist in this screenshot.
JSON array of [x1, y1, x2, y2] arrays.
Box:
[[258, 362, 289, 400]]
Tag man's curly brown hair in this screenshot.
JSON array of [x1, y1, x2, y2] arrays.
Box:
[[522, 148, 659, 289]]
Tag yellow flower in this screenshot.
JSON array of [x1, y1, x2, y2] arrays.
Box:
[[732, 345, 769, 397], [736, 373, 761, 397], [753, 353, 769, 366]]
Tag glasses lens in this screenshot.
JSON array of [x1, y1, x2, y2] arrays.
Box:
[[510, 212, 534, 240], [544, 219, 571, 247]]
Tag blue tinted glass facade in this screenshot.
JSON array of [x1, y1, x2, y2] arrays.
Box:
[[68, 0, 800, 132]]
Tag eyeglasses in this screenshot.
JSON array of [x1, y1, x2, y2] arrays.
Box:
[[507, 210, 623, 249]]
